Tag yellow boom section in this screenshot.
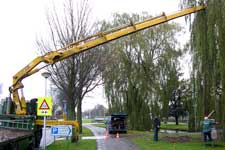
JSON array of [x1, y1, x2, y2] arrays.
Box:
[[35, 119, 79, 132], [10, 5, 206, 115]]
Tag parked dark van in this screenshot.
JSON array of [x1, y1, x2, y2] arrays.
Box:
[[105, 113, 128, 134]]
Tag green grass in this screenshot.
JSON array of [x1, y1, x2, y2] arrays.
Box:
[[80, 126, 94, 137], [92, 123, 106, 128], [158, 131, 202, 139], [82, 119, 93, 123], [127, 130, 150, 135], [132, 136, 225, 150], [46, 139, 96, 150], [161, 122, 188, 130], [129, 129, 223, 150]]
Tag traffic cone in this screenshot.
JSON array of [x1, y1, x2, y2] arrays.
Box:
[[105, 130, 109, 140], [116, 132, 120, 138]]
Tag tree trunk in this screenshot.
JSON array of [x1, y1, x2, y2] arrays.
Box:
[[67, 100, 75, 120], [77, 98, 82, 134], [175, 115, 179, 125]]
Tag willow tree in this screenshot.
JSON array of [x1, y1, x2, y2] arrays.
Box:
[[181, 0, 225, 137], [100, 13, 182, 130]]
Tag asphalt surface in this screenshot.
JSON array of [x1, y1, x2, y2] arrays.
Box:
[[83, 124, 139, 150]]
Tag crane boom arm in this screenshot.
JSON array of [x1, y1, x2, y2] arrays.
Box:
[[10, 5, 206, 115]]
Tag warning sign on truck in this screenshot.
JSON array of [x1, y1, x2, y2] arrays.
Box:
[[37, 97, 53, 116]]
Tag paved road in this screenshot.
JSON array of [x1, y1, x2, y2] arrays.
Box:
[[83, 124, 139, 150]]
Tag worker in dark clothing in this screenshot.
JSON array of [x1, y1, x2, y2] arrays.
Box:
[[153, 117, 160, 141]]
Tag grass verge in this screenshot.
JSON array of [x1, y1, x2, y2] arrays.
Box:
[[92, 123, 106, 128], [81, 126, 94, 136], [160, 122, 188, 130], [46, 139, 96, 150], [82, 119, 93, 123], [131, 134, 225, 150], [132, 134, 225, 150]]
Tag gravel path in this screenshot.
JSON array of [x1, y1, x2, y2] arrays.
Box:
[[83, 124, 139, 150]]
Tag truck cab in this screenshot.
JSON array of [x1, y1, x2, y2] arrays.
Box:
[[106, 113, 128, 134]]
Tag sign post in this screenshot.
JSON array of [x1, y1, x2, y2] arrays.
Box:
[[37, 97, 53, 150]]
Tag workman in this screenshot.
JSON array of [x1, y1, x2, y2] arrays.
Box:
[[153, 117, 160, 141], [202, 116, 214, 144]]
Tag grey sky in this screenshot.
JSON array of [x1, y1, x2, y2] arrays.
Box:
[[0, 0, 189, 110]]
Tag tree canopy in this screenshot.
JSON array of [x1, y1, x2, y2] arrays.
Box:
[[99, 12, 183, 130]]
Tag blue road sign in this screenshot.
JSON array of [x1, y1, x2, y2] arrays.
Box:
[[51, 125, 72, 137]]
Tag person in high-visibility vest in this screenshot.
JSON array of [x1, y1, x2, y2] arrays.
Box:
[[202, 116, 214, 144]]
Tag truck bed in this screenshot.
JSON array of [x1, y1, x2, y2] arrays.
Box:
[[0, 128, 33, 145]]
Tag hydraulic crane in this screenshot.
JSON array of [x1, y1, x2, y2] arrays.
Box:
[[0, 5, 206, 149]]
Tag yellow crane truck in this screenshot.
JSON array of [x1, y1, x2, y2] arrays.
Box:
[[0, 5, 206, 149]]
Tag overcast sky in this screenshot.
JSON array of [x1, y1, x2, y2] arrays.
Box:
[[0, 0, 190, 111]]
